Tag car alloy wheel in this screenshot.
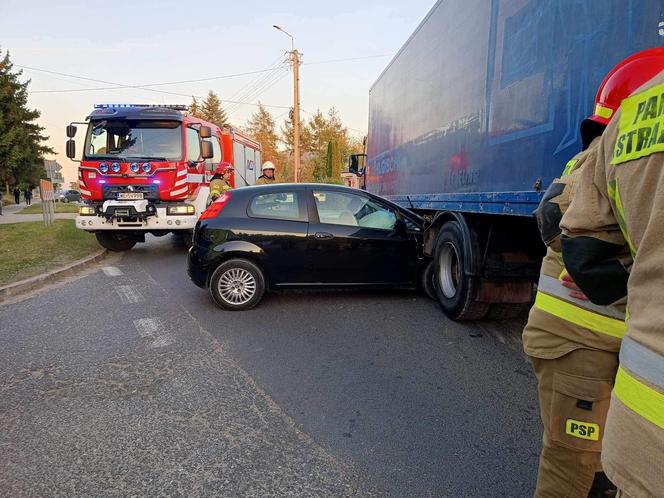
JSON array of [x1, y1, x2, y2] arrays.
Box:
[[209, 259, 266, 311], [217, 268, 257, 305]]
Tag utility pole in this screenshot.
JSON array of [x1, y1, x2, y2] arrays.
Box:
[[273, 25, 301, 182], [291, 49, 301, 183]]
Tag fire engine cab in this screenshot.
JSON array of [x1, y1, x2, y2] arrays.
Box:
[[66, 104, 262, 251]]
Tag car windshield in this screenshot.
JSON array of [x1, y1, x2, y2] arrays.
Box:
[[84, 120, 182, 160]]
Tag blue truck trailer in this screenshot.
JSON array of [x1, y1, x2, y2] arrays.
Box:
[[354, 0, 664, 319]]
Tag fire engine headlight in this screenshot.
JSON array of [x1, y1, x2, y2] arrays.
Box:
[[167, 204, 195, 216], [141, 162, 152, 173], [99, 162, 109, 173], [111, 162, 121, 173], [130, 162, 140, 173], [79, 206, 96, 216]]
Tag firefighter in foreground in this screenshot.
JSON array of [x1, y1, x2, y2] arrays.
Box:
[[559, 48, 664, 497], [526, 60, 633, 497], [256, 161, 277, 185], [209, 163, 234, 202]]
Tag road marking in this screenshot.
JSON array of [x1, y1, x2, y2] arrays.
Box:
[[102, 266, 123, 277], [133, 317, 174, 348], [114, 285, 144, 304]]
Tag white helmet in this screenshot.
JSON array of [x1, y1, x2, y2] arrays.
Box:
[[262, 161, 276, 172]]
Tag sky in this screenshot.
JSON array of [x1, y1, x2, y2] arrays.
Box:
[[0, 0, 435, 184]]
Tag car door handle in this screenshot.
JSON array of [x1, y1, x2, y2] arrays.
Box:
[[315, 232, 334, 239]]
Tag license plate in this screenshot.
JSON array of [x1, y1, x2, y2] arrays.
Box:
[[118, 192, 144, 200]]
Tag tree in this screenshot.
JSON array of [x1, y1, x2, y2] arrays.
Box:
[[245, 103, 279, 164], [200, 91, 227, 127], [189, 96, 203, 119], [0, 48, 52, 188], [279, 107, 359, 184]]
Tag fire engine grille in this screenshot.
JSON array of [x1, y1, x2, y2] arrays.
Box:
[[102, 185, 159, 201]]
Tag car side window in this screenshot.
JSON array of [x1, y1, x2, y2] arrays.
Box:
[[313, 191, 397, 230], [249, 192, 302, 221]]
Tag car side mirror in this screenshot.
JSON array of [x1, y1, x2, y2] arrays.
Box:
[[201, 141, 213, 159], [349, 153, 367, 176], [66, 124, 77, 138], [199, 126, 212, 139], [394, 217, 407, 234], [66, 139, 76, 159]]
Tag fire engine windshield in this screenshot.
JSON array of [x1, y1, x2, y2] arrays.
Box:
[[84, 120, 182, 160]]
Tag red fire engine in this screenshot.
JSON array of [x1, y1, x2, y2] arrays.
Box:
[[66, 104, 262, 251]]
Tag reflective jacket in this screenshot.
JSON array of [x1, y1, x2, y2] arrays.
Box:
[[524, 140, 626, 360], [209, 178, 232, 199], [560, 70, 664, 497], [255, 175, 277, 185]]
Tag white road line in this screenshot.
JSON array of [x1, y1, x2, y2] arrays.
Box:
[[134, 318, 160, 337], [102, 266, 123, 277], [114, 285, 144, 304], [133, 317, 174, 348]]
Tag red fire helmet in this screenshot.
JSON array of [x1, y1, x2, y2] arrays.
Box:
[[214, 162, 234, 175], [590, 47, 664, 125]]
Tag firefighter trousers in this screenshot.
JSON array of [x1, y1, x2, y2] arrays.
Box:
[[530, 348, 619, 498]]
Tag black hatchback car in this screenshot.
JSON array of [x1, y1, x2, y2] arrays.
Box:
[[188, 184, 433, 310]]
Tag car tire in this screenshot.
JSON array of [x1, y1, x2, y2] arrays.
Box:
[[420, 260, 437, 300], [95, 232, 137, 252], [63, 197, 69, 203], [209, 259, 266, 311], [433, 221, 489, 320]]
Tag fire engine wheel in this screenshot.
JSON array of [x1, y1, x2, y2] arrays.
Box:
[[209, 259, 265, 311], [95, 232, 137, 252], [433, 222, 489, 320], [420, 260, 437, 300]]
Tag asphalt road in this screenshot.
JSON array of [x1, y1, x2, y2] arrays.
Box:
[[0, 235, 541, 497]]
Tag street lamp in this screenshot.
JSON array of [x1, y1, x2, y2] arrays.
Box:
[[273, 24, 300, 183], [273, 25, 294, 52]]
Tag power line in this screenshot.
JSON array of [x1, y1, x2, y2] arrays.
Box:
[[23, 64, 290, 93], [224, 55, 288, 115], [23, 54, 393, 94]]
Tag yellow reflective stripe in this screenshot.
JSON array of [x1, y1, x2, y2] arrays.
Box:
[[614, 366, 664, 430], [561, 159, 578, 176], [534, 292, 627, 338], [607, 178, 637, 257], [595, 104, 614, 120], [611, 81, 664, 165]]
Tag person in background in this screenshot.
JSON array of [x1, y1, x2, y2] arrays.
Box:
[[13, 187, 20, 204], [256, 161, 278, 185], [24, 187, 32, 206], [209, 163, 234, 202]]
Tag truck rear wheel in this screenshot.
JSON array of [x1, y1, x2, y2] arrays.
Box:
[[433, 222, 489, 320], [95, 232, 137, 252]]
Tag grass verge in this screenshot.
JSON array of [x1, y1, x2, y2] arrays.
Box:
[[17, 203, 80, 214], [0, 220, 100, 286]]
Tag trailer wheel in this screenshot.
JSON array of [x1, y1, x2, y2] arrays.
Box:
[[209, 259, 266, 311], [420, 260, 437, 300], [95, 232, 137, 252], [433, 222, 489, 320]]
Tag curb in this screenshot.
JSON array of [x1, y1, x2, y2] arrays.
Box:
[[0, 249, 108, 303]]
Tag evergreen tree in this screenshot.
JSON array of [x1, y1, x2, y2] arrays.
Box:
[[245, 103, 279, 164], [200, 91, 227, 126], [0, 48, 52, 188], [189, 96, 203, 118]]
